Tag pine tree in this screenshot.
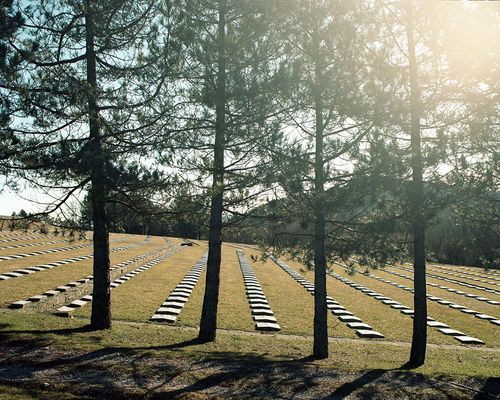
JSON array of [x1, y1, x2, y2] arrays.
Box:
[[169, 0, 287, 342], [3, 0, 165, 330]]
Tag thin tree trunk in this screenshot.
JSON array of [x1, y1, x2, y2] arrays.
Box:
[[198, 0, 226, 343], [85, 0, 111, 330], [406, 1, 427, 367], [312, 0, 328, 360]]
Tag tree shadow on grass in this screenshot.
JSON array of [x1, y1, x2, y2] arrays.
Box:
[[0, 324, 94, 336], [474, 377, 500, 400], [325, 369, 389, 399]]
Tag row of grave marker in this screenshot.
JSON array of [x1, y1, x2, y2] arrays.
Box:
[[8, 244, 176, 309], [389, 263, 500, 296], [0, 237, 87, 251], [0, 237, 129, 262], [237, 250, 281, 331], [352, 267, 500, 328], [150, 253, 208, 323], [55, 245, 182, 316], [427, 264, 500, 286], [0, 237, 150, 281], [269, 255, 384, 339], [328, 267, 486, 345], [379, 265, 500, 308]]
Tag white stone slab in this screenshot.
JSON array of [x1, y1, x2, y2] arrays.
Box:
[[250, 303, 271, 310], [454, 336, 485, 345], [4, 272, 23, 277], [247, 290, 264, 295], [173, 288, 192, 295], [355, 329, 384, 339], [255, 322, 281, 331], [177, 284, 195, 289], [168, 296, 188, 303], [390, 304, 409, 310], [248, 294, 267, 300], [401, 309, 415, 315], [347, 322, 372, 329], [331, 309, 351, 316], [249, 298, 268, 305], [254, 315, 278, 323], [8, 300, 30, 309], [43, 290, 60, 297], [475, 314, 496, 320], [55, 306, 75, 314], [438, 328, 465, 336], [162, 301, 185, 308], [460, 309, 477, 314], [69, 299, 88, 308], [251, 309, 274, 316], [28, 295, 47, 302], [17, 269, 35, 275], [427, 321, 449, 328], [151, 314, 177, 323], [157, 307, 181, 315], [170, 291, 190, 298], [56, 286, 71, 292], [338, 315, 362, 323], [490, 320, 500, 326]]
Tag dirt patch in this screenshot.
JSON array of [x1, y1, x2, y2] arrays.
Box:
[[0, 336, 498, 400]]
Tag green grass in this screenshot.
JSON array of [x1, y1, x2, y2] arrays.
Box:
[[0, 233, 499, 380], [0, 311, 498, 378], [0, 384, 92, 400]]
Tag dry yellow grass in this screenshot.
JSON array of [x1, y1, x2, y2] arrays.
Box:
[[425, 264, 500, 292], [329, 264, 500, 348], [214, 245, 255, 331], [246, 249, 356, 338], [75, 242, 207, 322], [0, 235, 169, 307], [0, 233, 146, 273], [1, 232, 498, 362], [395, 262, 499, 298], [374, 267, 500, 318]]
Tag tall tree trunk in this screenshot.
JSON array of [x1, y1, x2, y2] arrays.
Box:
[[198, 0, 226, 343], [85, 0, 111, 330], [406, 1, 427, 366], [312, 0, 328, 360]]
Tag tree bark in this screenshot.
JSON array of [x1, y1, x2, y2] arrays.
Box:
[[311, 0, 328, 360], [198, 0, 226, 343], [406, 1, 427, 367], [85, 0, 111, 330]]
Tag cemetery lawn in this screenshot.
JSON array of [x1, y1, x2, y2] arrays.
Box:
[[0, 311, 499, 400], [0, 234, 499, 399]]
